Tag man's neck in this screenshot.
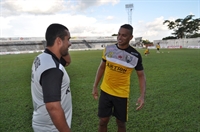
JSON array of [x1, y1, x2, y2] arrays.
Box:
[[46, 47, 61, 59], [117, 44, 129, 50]]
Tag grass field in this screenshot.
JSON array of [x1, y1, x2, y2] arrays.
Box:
[[0, 48, 199, 132]]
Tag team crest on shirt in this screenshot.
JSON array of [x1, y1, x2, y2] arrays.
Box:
[[126, 55, 133, 63], [106, 52, 113, 58], [118, 55, 123, 59], [34, 57, 40, 70]]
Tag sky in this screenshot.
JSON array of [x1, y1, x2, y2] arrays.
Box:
[[0, 0, 199, 41]]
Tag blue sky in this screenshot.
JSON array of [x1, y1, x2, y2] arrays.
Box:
[[0, 0, 199, 41]]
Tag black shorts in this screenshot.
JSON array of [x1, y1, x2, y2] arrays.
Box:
[[98, 90, 128, 122], [157, 48, 159, 50]]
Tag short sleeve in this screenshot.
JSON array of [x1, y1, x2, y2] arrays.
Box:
[[40, 68, 63, 103]]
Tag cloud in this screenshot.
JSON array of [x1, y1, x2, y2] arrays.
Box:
[[70, 0, 119, 9], [0, 0, 120, 37], [0, 0, 174, 41], [0, 13, 119, 37], [106, 16, 114, 20], [134, 16, 172, 41], [0, 13, 172, 41], [1, 0, 120, 16], [64, 0, 120, 15], [1, 0, 66, 16], [145, 16, 168, 31]]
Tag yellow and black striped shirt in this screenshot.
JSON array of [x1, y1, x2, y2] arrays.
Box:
[[101, 44, 143, 98]]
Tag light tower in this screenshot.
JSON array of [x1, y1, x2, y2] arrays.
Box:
[[125, 4, 133, 25]]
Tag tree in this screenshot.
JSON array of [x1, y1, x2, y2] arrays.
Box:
[[162, 36, 177, 40], [188, 33, 200, 38], [163, 15, 200, 38], [112, 34, 118, 36], [142, 39, 153, 44]]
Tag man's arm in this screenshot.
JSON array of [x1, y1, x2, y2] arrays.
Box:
[[46, 101, 71, 132], [92, 60, 106, 100], [62, 53, 71, 66], [136, 70, 146, 110]]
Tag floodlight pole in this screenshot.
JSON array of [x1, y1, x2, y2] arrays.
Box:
[[125, 4, 133, 25]]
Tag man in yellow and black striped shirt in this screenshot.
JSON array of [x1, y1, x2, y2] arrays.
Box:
[[92, 24, 146, 132], [156, 43, 160, 53]]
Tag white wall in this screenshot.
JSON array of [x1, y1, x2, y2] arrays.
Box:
[[153, 37, 200, 49]]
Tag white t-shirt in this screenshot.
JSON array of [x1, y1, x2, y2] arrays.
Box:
[[31, 49, 72, 131]]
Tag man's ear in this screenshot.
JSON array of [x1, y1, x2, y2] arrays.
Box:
[[130, 35, 133, 40], [55, 37, 62, 46]]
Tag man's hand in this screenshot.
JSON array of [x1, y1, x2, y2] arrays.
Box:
[[136, 96, 145, 110], [92, 87, 98, 100]]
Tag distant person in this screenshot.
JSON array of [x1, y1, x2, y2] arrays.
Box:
[[31, 23, 72, 132], [144, 48, 150, 56], [92, 24, 146, 132], [156, 43, 160, 53]]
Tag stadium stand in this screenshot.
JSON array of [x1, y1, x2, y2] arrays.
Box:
[[0, 37, 117, 55], [1, 37, 199, 55], [0, 40, 44, 54]]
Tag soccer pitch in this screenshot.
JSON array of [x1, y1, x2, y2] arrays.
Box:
[[0, 48, 199, 132]]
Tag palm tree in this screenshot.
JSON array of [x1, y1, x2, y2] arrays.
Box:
[[187, 18, 200, 35], [163, 15, 200, 38]]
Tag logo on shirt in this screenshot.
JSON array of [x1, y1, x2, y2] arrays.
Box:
[[34, 57, 40, 71], [106, 52, 113, 58], [118, 55, 123, 59], [126, 55, 133, 63], [130, 52, 138, 56], [107, 63, 127, 73], [66, 86, 70, 94]]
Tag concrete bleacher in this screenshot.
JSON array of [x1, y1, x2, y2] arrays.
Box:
[[0, 37, 117, 55], [1, 36, 199, 55], [0, 40, 44, 54]]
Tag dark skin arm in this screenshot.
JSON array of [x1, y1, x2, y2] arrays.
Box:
[[135, 70, 146, 110], [46, 101, 71, 132], [62, 52, 71, 66], [92, 60, 106, 100]]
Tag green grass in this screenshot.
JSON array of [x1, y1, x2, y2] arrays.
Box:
[[0, 48, 199, 132]]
